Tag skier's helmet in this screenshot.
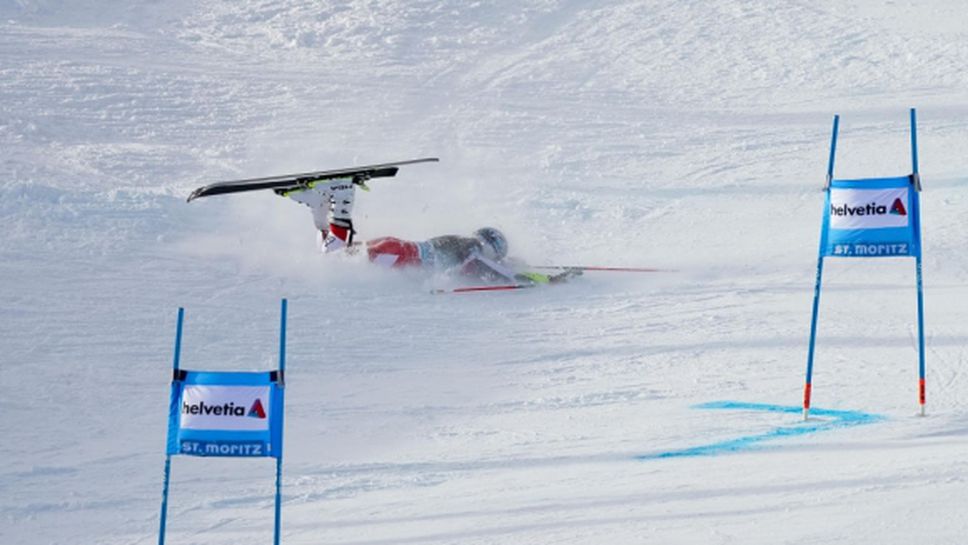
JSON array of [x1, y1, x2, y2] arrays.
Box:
[[474, 227, 508, 261]]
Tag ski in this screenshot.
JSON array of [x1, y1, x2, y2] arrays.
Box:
[[432, 283, 537, 294], [529, 265, 673, 273], [187, 157, 439, 202], [433, 267, 584, 294]]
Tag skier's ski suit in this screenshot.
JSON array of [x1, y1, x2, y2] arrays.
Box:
[[283, 179, 564, 285], [366, 234, 521, 283]]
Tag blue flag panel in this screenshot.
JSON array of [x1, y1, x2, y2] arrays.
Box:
[[166, 371, 284, 458], [820, 176, 921, 258]]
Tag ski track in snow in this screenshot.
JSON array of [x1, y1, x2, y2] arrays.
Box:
[[3, 1, 968, 544]]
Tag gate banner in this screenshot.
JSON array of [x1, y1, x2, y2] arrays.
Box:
[[166, 370, 284, 458], [821, 176, 920, 258]]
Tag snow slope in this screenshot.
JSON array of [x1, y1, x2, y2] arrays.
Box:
[[3, 1, 968, 544]]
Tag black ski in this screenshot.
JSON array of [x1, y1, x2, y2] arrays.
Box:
[[187, 157, 439, 202]]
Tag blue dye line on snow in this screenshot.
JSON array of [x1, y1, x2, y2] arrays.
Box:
[[636, 401, 885, 461]]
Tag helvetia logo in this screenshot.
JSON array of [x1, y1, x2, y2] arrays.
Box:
[[830, 202, 888, 217], [890, 198, 907, 216], [830, 199, 908, 218], [248, 399, 267, 419], [182, 399, 267, 419]]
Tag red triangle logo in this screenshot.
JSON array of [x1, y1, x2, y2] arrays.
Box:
[[890, 198, 907, 216], [248, 398, 267, 419]]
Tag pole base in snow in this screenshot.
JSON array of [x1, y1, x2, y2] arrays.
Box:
[[803, 408, 810, 421]]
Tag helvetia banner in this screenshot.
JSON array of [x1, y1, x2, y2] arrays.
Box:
[[166, 370, 284, 458], [821, 176, 921, 258]]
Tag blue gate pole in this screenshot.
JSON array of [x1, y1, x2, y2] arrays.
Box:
[[910, 108, 927, 415], [804, 114, 840, 420], [911, 108, 920, 175], [159, 307, 184, 545], [274, 299, 287, 545], [803, 257, 825, 421], [916, 255, 926, 415], [824, 114, 840, 189]]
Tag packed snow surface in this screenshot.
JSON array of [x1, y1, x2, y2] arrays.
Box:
[[3, 1, 968, 544]]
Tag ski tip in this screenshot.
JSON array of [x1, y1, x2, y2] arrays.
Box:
[[391, 157, 439, 166], [405, 157, 440, 166], [186, 186, 211, 202]]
